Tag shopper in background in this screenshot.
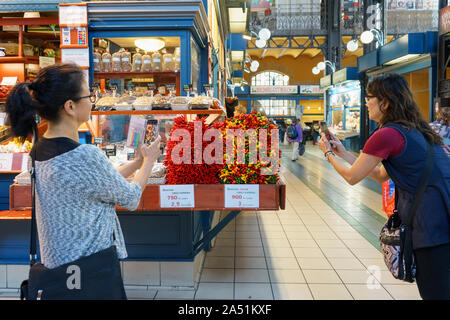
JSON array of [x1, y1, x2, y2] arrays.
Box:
[[5, 64, 161, 296], [318, 73, 450, 300], [286, 118, 303, 161], [279, 120, 287, 144]]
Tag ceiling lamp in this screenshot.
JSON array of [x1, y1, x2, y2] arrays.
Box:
[[317, 61, 325, 71], [360, 30, 375, 44], [134, 39, 165, 52], [283, 75, 289, 82], [255, 38, 267, 49], [346, 39, 359, 52], [312, 66, 320, 75], [258, 28, 271, 41], [250, 60, 259, 72]]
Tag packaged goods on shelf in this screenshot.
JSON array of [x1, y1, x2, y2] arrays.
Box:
[[162, 52, 175, 72], [101, 51, 112, 72], [93, 50, 102, 72], [174, 47, 180, 72], [121, 50, 132, 72], [132, 51, 143, 72], [142, 53, 152, 72], [112, 51, 121, 72], [114, 95, 135, 111], [0, 85, 12, 99], [151, 51, 162, 71]]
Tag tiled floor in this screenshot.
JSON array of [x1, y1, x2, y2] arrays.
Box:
[[0, 143, 423, 300]]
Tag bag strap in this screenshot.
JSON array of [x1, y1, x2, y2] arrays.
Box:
[[29, 123, 39, 265], [405, 142, 434, 227]]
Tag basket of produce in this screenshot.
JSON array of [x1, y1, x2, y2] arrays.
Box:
[[170, 96, 190, 110], [189, 95, 211, 110], [133, 96, 153, 110], [151, 94, 171, 110]]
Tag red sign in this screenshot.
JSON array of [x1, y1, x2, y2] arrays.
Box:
[[440, 6, 450, 35]]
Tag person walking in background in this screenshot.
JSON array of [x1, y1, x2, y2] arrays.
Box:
[[5, 64, 161, 298], [286, 118, 303, 161], [279, 120, 287, 144], [318, 73, 450, 300]]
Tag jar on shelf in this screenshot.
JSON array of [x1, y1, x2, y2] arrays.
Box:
[[151, 51, 162, 71], [112, 51, 122, 72], [174, 47, 180, 72], [101, 51, 112, 72], [132, 50, 143, 72], [121, 50, 132, 72], [142, 52, 152, 72], [162, 52, 175, 72], [93, 50, 101, 72]]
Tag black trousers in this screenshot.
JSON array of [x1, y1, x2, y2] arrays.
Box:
[[414, 242, 450, 300]]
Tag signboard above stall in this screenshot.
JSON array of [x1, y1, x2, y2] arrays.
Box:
[[299, 85, 323, 94], [319, 75, 332, 88], [332, 67, 358, 85], [59, 3, 88, 49], [250, 86, 298, 95]]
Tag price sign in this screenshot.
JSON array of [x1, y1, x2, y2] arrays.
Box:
[[94, 137, 104, 145], [0, 77, 17, 86], [160, 185, 195, 208], [166, 84, 176, 91], [109, 84, 118, 91], [203, 84, 213, 91], [183, 84, 192, 92], [147, 83, 156, 90], [224, 185, 259, 208]]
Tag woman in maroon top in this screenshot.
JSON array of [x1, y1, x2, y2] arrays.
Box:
[[318, 73, 450, 300]]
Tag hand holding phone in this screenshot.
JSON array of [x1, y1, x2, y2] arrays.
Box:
[[319, 121, 331, 140], [144, 120, 159, 145]]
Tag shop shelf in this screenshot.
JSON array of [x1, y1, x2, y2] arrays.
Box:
[[93, 71, 179, 79], [90, 109, 223, 116]]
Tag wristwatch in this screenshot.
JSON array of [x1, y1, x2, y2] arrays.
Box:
[[324, 150, 335, 161]]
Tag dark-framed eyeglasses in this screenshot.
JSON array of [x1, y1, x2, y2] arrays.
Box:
[[364, 95, 376, 103], [74, 92, 96, 103]]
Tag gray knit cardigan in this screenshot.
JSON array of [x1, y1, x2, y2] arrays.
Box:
[[34, 144, 142, 268]]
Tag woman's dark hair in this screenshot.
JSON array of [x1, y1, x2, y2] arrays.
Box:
[[5, 63, 85, 142], [367, 73, 443, 144]]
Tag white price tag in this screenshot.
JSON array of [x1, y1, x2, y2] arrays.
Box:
[[225, 185, 259, 208], [0, 77, 17, 86], [0, 153, 13, 171], [160, 185, 195, 208]]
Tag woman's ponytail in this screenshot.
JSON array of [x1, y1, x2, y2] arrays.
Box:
[[5, 82, 41, 142], [4, 63, 85, 142]]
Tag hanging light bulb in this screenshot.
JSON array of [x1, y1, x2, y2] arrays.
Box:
[[283, 75, 289, 82], [317, 62, 325, 71], [255, 38, 267, 49], [360, 30, 375, 44], [312, 66, 320, 75], [346, 39, 359, 52], [258, 28, 271, 41]]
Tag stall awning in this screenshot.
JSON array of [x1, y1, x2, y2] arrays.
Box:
[[380, 32, 438, 66], [357, 49, 379, 73], [0, 0, 77, 12]]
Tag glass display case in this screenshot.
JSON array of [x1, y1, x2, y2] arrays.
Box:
[[329, 81, 361, 134]]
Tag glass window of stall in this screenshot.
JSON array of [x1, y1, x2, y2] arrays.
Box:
[[329, 81, 361, 133]]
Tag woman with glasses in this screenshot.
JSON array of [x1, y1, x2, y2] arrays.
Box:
[[5, 64, 161, 299], [318, 73, 450, 300]]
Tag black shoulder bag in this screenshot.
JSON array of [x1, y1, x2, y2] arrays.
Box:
[[20, 125, 127, 300], [379, 142, 434, 283]]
